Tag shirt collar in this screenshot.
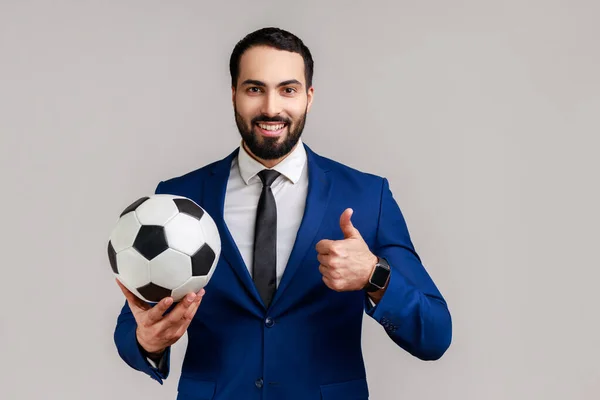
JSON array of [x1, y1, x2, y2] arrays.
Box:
[[237, 138, 307, 185]]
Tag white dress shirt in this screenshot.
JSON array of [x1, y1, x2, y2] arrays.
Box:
[[224, 139, 309, 287]]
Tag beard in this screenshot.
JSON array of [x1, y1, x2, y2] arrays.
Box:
[[234, 105, 307, 160]]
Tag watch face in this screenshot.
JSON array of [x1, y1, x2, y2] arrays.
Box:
[[370, 265, 390, 287]]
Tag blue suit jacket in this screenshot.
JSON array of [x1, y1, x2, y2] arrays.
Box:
[[113, 143, 452, 400]]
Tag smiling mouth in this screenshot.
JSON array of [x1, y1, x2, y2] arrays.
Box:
[[255, 122, 288, 136], [256, 122, 287, 131]]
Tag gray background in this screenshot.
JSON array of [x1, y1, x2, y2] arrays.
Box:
[[1, 0, 599, 399]]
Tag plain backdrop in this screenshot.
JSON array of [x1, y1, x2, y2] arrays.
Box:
[[1, 1, 599, 399]]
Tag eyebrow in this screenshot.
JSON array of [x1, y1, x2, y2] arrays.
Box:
[[241, 79, 303, 88]]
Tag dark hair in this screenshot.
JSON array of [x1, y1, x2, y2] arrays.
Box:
[[229, 27, 314, 90]]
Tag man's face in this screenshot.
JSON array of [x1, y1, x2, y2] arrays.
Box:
[[232, 46, 314, 161]]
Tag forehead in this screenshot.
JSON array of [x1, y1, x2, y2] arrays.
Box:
[[238, 46, 305, 86]]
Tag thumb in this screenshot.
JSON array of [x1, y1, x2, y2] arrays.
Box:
[[340, 208, 359, 239]]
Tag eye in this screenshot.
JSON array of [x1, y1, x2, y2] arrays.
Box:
[[283, 87, 297, 94], [247, 87, 262, 93]]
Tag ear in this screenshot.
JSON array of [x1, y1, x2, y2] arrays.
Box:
[[231, 85, 236, 106], [306, 86, 315, 113]]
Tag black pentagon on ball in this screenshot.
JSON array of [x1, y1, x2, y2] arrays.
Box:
[[120, 196, 150, 217], [174, 198, 204, 220], [137, 282, 172, 302], [107, 241, 118, 274], [191, 243, 216, 276], [133, 225, 169, 260]]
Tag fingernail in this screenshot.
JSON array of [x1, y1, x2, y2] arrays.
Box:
[[164, 297, 173, 306], [187, 293, 195, 303]]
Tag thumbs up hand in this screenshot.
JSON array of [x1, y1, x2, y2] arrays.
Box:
[[315, 208, 378, 292]]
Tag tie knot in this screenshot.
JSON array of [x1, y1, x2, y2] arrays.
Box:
[[258, 169, 280, 187]]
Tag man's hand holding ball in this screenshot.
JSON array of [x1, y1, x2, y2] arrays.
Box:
[[116, 279, 204, 357]]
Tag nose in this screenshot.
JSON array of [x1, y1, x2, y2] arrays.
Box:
[[260, 91, 282, 117]]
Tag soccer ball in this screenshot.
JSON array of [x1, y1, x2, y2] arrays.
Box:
[[107, 194, 221, 303]]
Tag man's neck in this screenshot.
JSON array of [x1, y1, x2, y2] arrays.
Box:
[[242, 141, 299, 169]]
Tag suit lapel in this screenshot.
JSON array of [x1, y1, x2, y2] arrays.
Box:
[[202, 149, 264, 307], [270, 145, 332, 308]]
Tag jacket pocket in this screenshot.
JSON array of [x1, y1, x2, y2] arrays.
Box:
[[176, 377, 216, 400], [320, 378, 369, 400]]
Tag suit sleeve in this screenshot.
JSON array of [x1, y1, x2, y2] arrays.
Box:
[[112, 181, 172, 384], [113, 301, 172, 384], [365, 178, 452, 360]]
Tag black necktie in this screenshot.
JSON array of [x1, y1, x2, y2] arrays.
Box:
[[253, 169, 280, 307]]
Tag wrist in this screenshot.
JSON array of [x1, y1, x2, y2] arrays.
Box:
[[363, 254, 378, 287], [138, 341, 165, 361], [139, 342, 166, 357], [136, 330, 165, 356], [147, 348, 166, 358]]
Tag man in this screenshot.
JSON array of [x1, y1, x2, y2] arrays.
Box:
[[114, 27, 452, 400]]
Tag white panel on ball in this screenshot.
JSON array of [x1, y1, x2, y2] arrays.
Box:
[[205, 258, 218, 283], [164, 213, 205, 256], [135, 195, 179, 225], [172, 276, 208, 301], [109, 212, 142, 252], [116, 248, 150, 288], [199, 212, 221, 257], [149, 248, 192, 289]]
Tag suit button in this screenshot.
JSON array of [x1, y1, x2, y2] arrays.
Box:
[[265, 317, 274, 327], [255, 378, 264, 388]]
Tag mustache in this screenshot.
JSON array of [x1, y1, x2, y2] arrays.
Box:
[[251, 115, 291, 125]]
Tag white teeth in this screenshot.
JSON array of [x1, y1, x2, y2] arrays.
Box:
[[258, 123, 285, 131]]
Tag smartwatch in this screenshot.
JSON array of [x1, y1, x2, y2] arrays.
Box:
[[364, 257, 391, 292]]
